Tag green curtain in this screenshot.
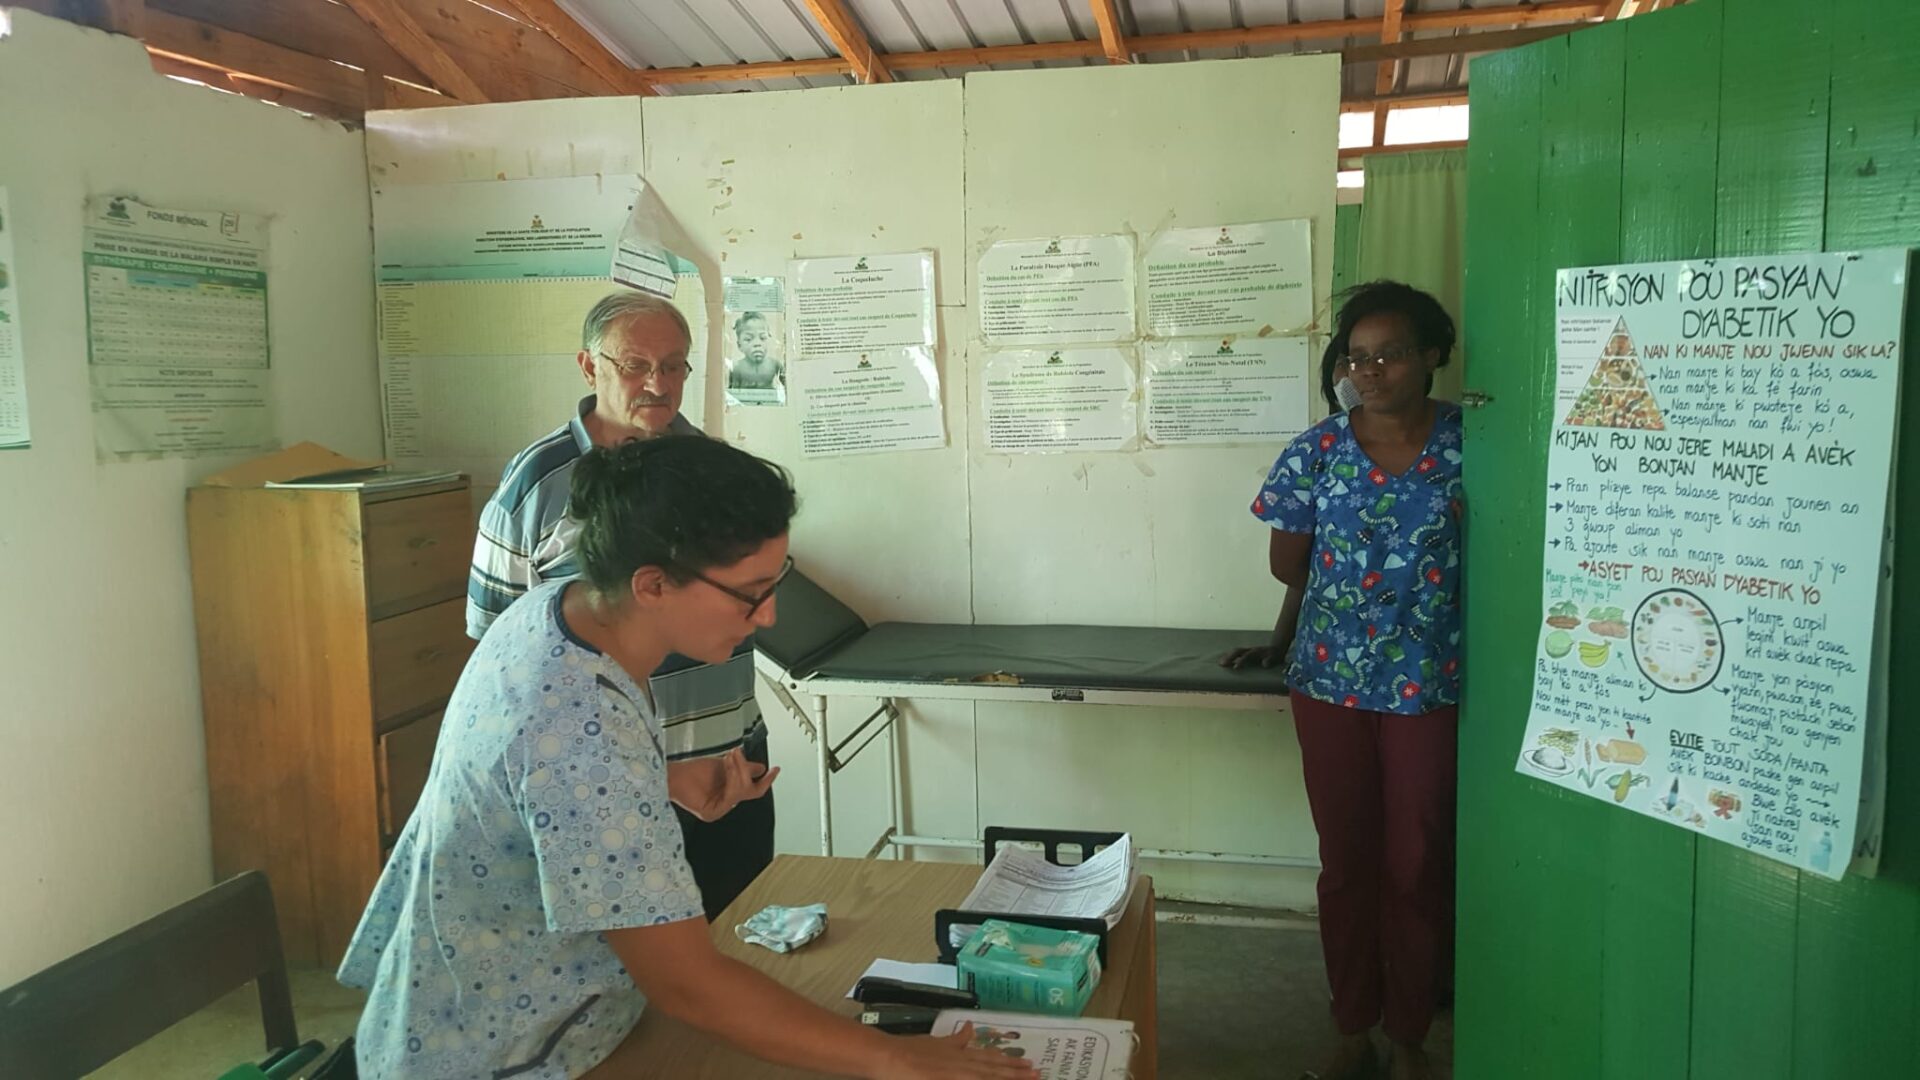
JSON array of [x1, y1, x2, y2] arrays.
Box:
[[1348, 148, 1469, 402], [1332, 202, 1364, 300]]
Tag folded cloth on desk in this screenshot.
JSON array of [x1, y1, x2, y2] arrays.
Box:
[[736, 902, 829, 953]]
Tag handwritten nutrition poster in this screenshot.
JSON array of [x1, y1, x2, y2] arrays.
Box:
[[1518, 249, 1909, 879]]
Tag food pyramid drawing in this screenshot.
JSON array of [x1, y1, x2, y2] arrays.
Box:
[[1563, 318, 1666, 429]]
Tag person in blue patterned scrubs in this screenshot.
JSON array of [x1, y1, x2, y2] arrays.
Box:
[[1227, 282, 1463, 1080], [339, 437, 1031, 1080]]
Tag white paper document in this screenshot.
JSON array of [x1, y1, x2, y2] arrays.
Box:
[[1142, 219, 1313, 338], [982, 347, 1138, 453], [83, 195, 273, 459], [0, 187, 28, 449], [843, 959, 959, 999], [791, 346, 946, 458], [1142, 335, 1312, 446], [976, 234, 1136, 346], [958, 834, 1136, 929], [788, 251, 937, 359]]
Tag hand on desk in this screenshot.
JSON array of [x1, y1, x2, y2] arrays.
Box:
[[875, 1025, 1037, 1079], [1220, 643, 1291, 671], [669, 747, 780, 822]]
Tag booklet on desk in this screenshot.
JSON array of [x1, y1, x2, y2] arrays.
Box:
[[930, 1010, 1134, 1079], [959, 833, 1136, 929]]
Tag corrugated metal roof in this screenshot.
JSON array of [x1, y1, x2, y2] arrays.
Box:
[[556, 1, 1579, 98]]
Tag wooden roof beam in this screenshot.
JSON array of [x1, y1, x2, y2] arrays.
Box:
[[493, 0, 653, 96], [148, 0, 429, 85], [645, 1, 1607, 85], [1341, 90, 1470, 113], [1339, 139, 1469, 164], [149, 52, 357, 121], [338, 0, 490, 103], [141, 8, 368, 108], [801, 0, 892, 84], [1089, 1, 1130, 65], [1372, 1, 1407, 148]]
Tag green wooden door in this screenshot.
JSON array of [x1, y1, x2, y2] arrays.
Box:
[[1457, 1, 1920, 1076]]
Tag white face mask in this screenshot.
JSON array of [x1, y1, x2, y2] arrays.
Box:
[[1334, 376, 1363, 412]]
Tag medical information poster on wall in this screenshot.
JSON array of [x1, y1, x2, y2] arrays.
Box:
[[723, 276, 786, 407], [1142, 219, 1312, 339], [1518, 249, 1910, 879], [1142, 336, 1312, 446], [788, 251, 936, 359], [373, 175, 644, 484], [0, 188, 27, 449], [83, 195, 272, 460], [982, 347, 1138, 453], [791, 346, 946, 457], [976, 235, 1136, 346]]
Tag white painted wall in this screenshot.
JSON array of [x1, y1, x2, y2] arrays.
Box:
[[0, 10, 379, 985], [961, 59, 1337, 907], [364, 56, 1338, 911]]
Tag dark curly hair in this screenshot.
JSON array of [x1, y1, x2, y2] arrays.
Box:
[[1319, 280, 1456, 410], [567, 437, 797, 598]]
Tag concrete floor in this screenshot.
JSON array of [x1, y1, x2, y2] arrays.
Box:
[[83, 913, 1453, 1079]]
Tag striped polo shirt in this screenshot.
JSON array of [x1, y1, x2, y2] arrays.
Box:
[[466, 395, 761, 760]]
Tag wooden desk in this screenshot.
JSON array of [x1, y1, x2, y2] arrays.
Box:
[[596, 855, 1158, 1079]]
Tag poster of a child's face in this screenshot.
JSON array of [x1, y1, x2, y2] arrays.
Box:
[[725, 309, 786, 406]]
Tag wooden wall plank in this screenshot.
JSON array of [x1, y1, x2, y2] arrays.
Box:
[[1691, 0, 1833, 1070], [1791, 0, 1920, 1074], [1455, 40, 1559, 1078], [1600, 1, 1727, 1075]]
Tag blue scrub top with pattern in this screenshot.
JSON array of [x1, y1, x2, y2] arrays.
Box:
[[338, 580, 705, 1079], [1251, 404, 1465, 715]]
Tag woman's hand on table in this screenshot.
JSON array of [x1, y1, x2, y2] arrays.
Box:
[[668, 747, 780, 822], [869, 1025, 1038, 1079], [1220, 643, 1291, 671]]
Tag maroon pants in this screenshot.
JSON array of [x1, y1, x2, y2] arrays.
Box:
[[1290, 691, 1457, 1043]]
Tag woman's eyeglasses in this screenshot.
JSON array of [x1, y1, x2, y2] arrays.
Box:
[[689, 556, 794, 617], [1336, 343, 1422, 375]]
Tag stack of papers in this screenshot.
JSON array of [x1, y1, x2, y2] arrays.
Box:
[[958, 834, 1135, 929]]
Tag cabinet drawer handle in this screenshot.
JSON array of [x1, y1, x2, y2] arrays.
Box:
[[417, 647, 445, 663], [408, 535, 440, 549]]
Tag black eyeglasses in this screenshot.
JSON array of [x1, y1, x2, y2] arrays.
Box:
[[1336, 343, 1422, 374], [689, 555, 793, 617]]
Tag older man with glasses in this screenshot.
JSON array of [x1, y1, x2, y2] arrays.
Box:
[[464, 291, 776, 920]]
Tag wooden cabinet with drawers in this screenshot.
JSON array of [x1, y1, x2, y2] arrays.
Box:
[[186, 478, 475, 966]]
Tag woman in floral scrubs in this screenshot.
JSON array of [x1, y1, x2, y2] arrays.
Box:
[[1232, 282, 1463, 1080]]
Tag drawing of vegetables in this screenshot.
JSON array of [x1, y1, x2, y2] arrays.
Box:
[[1586, 605, 1629, 638], [1545, 600, 1581, 629], [1607, 770, 1650, 803], [1539, 728, 1580, 755]]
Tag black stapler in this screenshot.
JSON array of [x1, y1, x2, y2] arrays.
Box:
[[851, 974, 978, 1011]]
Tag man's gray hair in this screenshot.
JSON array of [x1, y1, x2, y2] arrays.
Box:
[[582, 291, 692, 354]]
